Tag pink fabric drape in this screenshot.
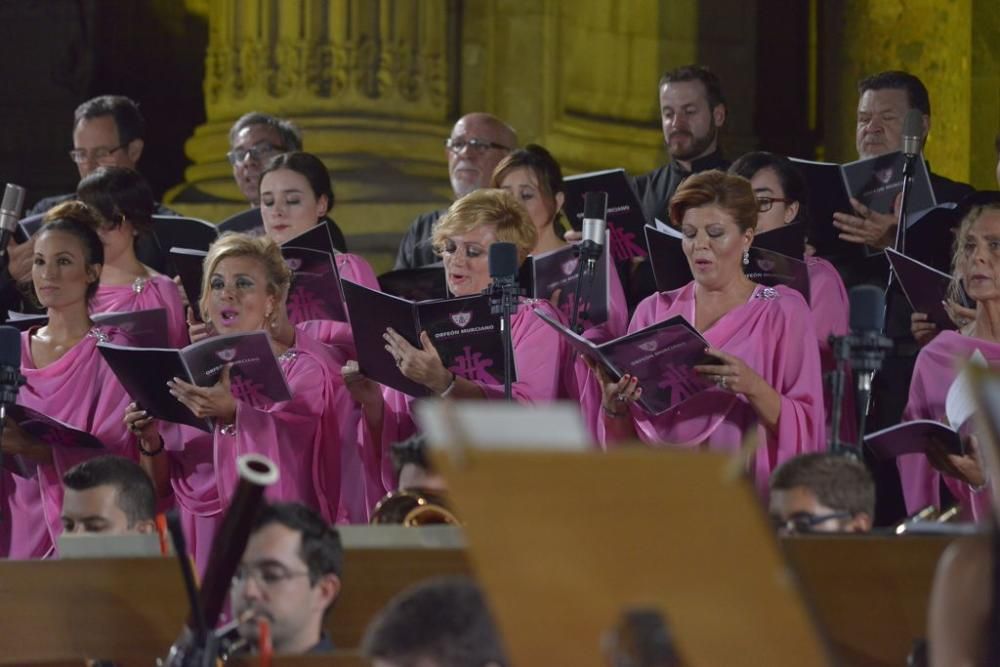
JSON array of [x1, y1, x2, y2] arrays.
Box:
[[90, 275, 189, 348]]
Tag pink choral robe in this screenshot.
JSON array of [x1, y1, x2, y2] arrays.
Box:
[[595, 282, 826, 498], [295, 252, 381, 523], [898, 330, 998, 521], [806, 256, 855, 444], [1, 327, 135, 558], [361, 299, 566, 496], [90, 275, 189, 348], [164, 329, 345, 573]]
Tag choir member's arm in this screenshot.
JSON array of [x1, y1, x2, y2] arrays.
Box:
[[123, 402, 170, 499], [832, 197, 897, 249], [166, 367, 237, 425], [593, 364, 640, 441], [384, 329, 486, 399], [694, 347, 783, 432], [342, 360, 386, 435], [0, 418, 54, 464]]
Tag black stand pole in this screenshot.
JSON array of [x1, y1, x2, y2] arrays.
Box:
[[488, 278, 518, 402], [569, 250, 599, 334]]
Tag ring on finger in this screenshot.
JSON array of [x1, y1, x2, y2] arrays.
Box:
[[615, 392, 627, 403], [716, 375, 728, 390]]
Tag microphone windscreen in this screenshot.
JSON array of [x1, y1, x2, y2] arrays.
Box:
[[848, 285, 885, 332], [488, 242, 519, 279], [902, 109, 923, 155], [583, 191, 608, 222], [0, 184, 25, 219], [0, 325, 21, 368]]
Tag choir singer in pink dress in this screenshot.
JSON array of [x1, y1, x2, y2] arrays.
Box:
[[126, 234, 345, 571], [897, 200, 1000, 520], [344, 189, 566, 495], [1, 209, 135, 558], [75, 168, 188, 347], [728, 151, 853, 443], [593, 170, 825, 498]]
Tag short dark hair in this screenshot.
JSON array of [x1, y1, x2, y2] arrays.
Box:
[[728, 151, 810, 224], [858, 70, 931, 116], [361, 576, 507, 667], [76, 167, 156, 236], [39, 201, 106, 300], [74, 95, 145, 146], [229, 112, 303, 151], [259, 151, 334, 211], [770, 453, 876, 518], [253, 502, 343, 583], [659, 64, 726, 110], [62, 455, 156, 527]]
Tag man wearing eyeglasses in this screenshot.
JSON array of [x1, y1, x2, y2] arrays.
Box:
[[393, 113, 517, 270], [769, 452, 875, 534], [230, 502, 342, 655]]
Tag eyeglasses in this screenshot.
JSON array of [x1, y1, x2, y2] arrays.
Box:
[[757, 197, 791, 213], [227, 142, 284, 165], [445, 138, 510, 155], [231, 563, 311, 589], [772, 511, 852, 534], [69, 145, 125, 164]]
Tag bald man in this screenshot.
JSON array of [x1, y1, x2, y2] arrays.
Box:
[[393, 113, 517, 270]]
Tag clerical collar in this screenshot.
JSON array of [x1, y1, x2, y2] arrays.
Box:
[[670, 147, 728, 176]]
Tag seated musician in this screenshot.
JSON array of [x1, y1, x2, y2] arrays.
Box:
[[361, 576, 507, 667], [60, 455, 156, 536], [591, 170, 825, 498], [898, 200, 1000, 520], [768, 452, 874, 534], [230, 502, 342, 655]]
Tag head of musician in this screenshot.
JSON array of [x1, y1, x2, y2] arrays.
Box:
[[361, 576, 507, 667], [855, 70, 931, 160], [32, 201, 105, 307], [768, 453, 875, 534], [199, 233, 293, 336], [60, 455, 156, 535], [231, 502, 343, 655], [668, 170, 757, 290], [75, 166, 155, 267], [432, 188, 537, 297], [491, 144, 566, 255], [392, 434, 447, 493], [728, 152, 808, 235], [258, 151, 334, 245]]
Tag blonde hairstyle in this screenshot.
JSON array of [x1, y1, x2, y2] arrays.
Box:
[[198, 232, 292, 323], [668, 169, 759, 232], [432, 189, 538, 264], [949, 201, 1000, 303]]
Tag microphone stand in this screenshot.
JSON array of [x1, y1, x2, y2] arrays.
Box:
[[828, 330, 891, 456], [569, 250, 599, 334], [488, 276, 519, 401]]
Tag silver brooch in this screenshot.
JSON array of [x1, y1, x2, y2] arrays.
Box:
[[754, 286, 779, 301], [278, 349, 298, 363], [131, 277, 147, 294], [87, 328, 109, 343]]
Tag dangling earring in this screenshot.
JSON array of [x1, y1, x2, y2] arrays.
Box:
[[742, 249, 750, 266]]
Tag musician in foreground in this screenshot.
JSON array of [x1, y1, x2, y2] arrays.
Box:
[[592, 170, 825, 497], [898, 200, 1000, 520], [344, 189, 564, 494]]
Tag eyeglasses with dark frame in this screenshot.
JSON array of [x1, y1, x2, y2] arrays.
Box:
[[227, 142, 285, 166], [772, 511, 852, 534], [756, 196, 792, 213], [231, 562, 312, 589], [69, 145, 126, 164], [445, 137, 510, 155]]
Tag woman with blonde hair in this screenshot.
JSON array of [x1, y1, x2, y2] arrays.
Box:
[[127, 233, 347, 571]]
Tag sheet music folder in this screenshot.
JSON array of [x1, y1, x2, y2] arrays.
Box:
[[427, 431, 831, 665]]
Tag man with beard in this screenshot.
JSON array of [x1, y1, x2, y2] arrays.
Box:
[[633, 65, 730, 225], [393, 113, 517, 269], [230, 503, 342, 655]]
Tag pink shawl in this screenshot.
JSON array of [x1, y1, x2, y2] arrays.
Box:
[[90, 275, 189, 348]]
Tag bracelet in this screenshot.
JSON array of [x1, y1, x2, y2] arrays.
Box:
[[440, 372, 457, 398], [969, 478, 989, 494], [602, 404, 629, 419], [137, 434, 165, 457], [219, 422, 237, 437]]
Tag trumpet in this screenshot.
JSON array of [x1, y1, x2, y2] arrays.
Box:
[[370, 488, 460, 526]]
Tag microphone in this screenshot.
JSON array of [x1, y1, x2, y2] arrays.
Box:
[[488, 242, 519, 283], [580, 191, 608, 275], [0, 184, 26, 260], [901, 108, 923, 159]]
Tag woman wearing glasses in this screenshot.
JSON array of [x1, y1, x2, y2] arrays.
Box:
[[728, 152, 853, 442], [75, 167, 189, 348], [592, 171, 825, 499], [344, 189, 565, 496]]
